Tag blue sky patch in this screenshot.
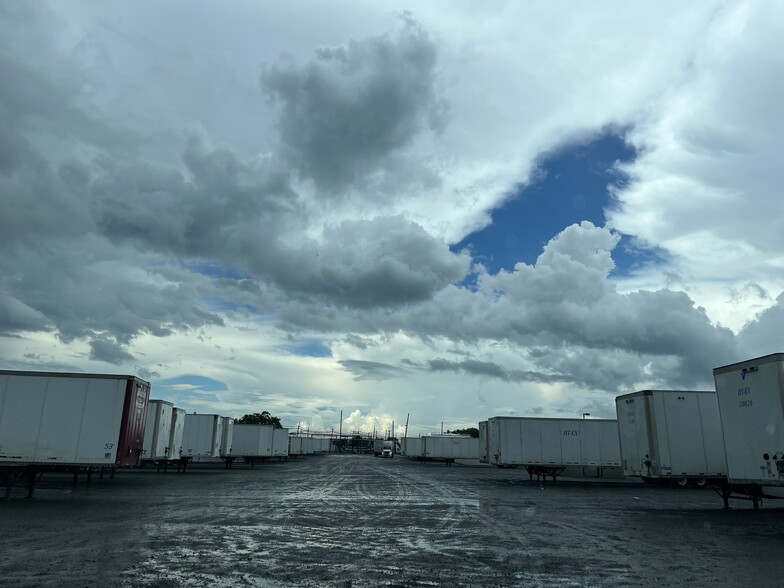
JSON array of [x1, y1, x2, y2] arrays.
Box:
[[152, 374, 229, 405], [187, 261, 250, 281], [280, 340, 333, 358], [454, 129, 654, 276]]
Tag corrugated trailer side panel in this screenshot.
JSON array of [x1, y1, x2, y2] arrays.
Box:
[[0, 374, 50, 460], [143, 400, 174, 460], [115, 377, 150, 467], [580, 422, 602, 466], [487, 418, 501, 465], [212, 417, 224, 457], [616, 392, 652, 476], [0, 373, 149, 467], [652, 391, 719, 476], [714, 353, 784, 485], [499, 418, 524, 464], [182, 414, 222, 457], [478, 421, 487, 462], [220, 417, 234, 457], [597, 420, 622, 466], [232, 424, 262, 456], [401, 437, 421, 457], [557, 420, 581, 465], [698, 393, 727, 476], [169, 408, 186, 458], [521, 419, 543, 465], [288, 436, 303, 456], [272, 428, 289, 457], [424, 436, 478, 458]]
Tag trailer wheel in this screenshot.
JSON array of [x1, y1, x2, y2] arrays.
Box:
[[690, 478, 707, 488], [675, 477, 689, 487]]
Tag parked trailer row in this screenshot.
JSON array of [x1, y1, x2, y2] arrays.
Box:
[[0, 369, 312, 497], [479, 353, 784, 508], [613, 354, 784, 507]]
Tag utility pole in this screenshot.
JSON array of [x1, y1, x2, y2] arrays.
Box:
[[339, 410, 343, 438]]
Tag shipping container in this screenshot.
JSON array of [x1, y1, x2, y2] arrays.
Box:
[[714, 353, 784, 490], [169, 407, 186, 458], [142, 400, 174, 461], [181, 413, 223, 458], [487, 416, 622, 479], [0, 371, 149, 467], [615, 390, 727, 486], [421, 435, 480, 460]]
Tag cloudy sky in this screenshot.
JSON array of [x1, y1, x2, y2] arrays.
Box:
[[1, 1, 782, 436]]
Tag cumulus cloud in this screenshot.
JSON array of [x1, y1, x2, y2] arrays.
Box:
[[737, 293, 784, 359], [607, 2, 784, 329], [262, 13, 447, 193]]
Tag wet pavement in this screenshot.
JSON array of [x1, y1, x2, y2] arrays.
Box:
[[2, 453, 783, 587]]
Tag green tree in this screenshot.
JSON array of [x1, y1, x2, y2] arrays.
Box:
[[236, 411, 282, 428], [447, 427, 480, 438]]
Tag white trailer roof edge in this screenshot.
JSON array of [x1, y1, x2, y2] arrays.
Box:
[[712, 352, 784, 375], [0, 369, 150, 386]]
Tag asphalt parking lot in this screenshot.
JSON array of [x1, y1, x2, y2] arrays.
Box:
[[2, 453, 783, 587]]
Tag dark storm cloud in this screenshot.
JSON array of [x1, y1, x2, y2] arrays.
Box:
[[338, 360, 406, 381], [89, 140, 469, 308], [0, 295, 51, 334], [427, 358, 576, 384], [89, 337, 135, 365], [261, 14, 447, 191]]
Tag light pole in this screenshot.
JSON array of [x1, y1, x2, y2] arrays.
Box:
[[582, 412, 590, 419]]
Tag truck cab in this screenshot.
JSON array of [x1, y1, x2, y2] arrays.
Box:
[[381, 440, 394, 458]]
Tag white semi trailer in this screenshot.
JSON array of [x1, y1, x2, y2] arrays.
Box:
[[272, 428, 289, 458], [233, 424, 290, 463], [487, 416, 622, 481], [420, 435, 479, 461], [169, 407, 186, 459], [142, 400, 175, 462], [714, 353, 784, 508], [615, 390, 727, 487], [181, 413, 224, 459], [0, 370, 150, 497]]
